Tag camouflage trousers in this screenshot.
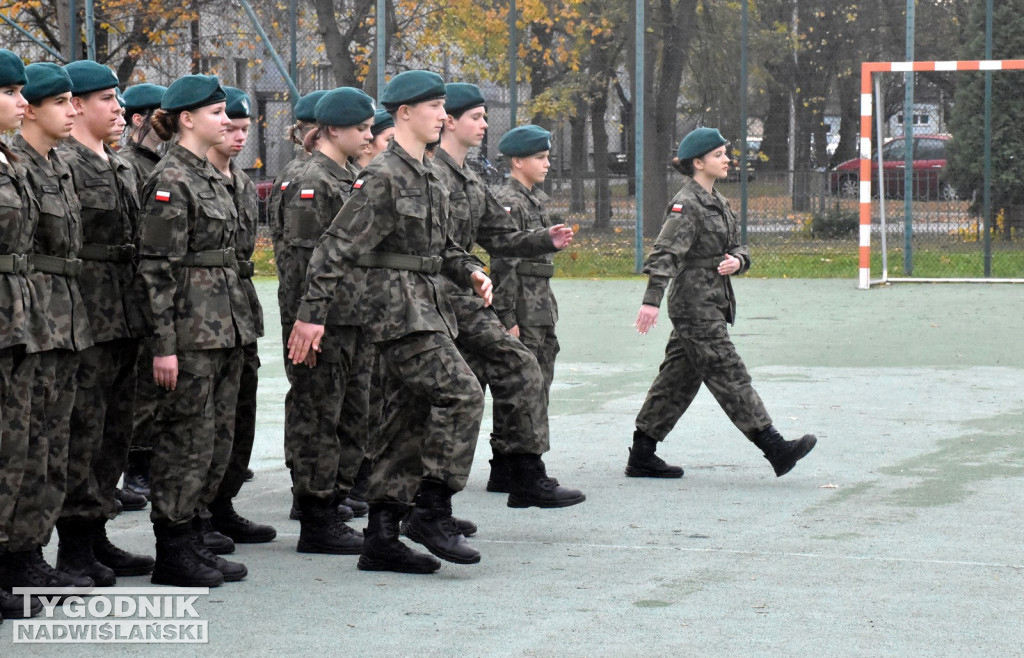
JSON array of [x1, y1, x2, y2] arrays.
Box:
[[7, 349, 79, 551], [128, 341, 159, 455], [148, 348, 242, 528], [635, 320, 772, 441], [451, 291, 549, 456], [516, 324, 559, 413], [371, 331, 484, 504], [283, 324, 372, 502], [61, 338, 137, 522], [0, 346, 32, 547], [213, 341, 259, 502]]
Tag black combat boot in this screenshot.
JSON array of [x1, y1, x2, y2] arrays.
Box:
[[151, 522, 224, 588], [193, 515, 235, 555], [296, 497, 363, 555], [746, 425, 817, 477], [625, 430, 684, 478], [507, 453, 586, 509], [55, 518, 116, 587], [289, 495, 356, 522], [115, 487, 147, 511], [0, 546, 44, 619], [342, 496, 368, 518], [0, 547, 95, 594], [122, 450, 151, 499], [402, 481, 480, 564], [243, 468, 255, 482], [93, 520, 155, 577], [357, 503, 440, 574], [189, 532, 247, 582], [210, 498, 277, 544], [401, 490, 478, 539], [486, 447, 512, 493]]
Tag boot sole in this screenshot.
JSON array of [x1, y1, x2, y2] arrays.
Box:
[[118, 502, 148, 512], [403, 526, 481, 565], [624, 465, 684, 478], [218, 530, 278, 544], [105, 564, 155, 577], [485, 482, 511, 494], [296, 540, 362, 555], [356, 555, 440, 574], [217, 568, 247, 582], [507, 492, 587, 509], [151, 571, 224, 588]]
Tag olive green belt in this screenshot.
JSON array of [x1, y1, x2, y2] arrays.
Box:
[[236, 260, 255, 278], [182, 248, 237, 267], [355, 252, 443, 275], [79, 243, 135, 263], [683, 255, 725, 269], [516, 261, 555, 278], [0, 254, 31, 274], [31, 254, 83, 277]]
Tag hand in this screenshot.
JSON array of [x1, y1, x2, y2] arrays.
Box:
[[153, 355, 178, 390], [508, 324, 520, 338], [303, 350, 318, 368], [635, 304, 659, 335], [718, 253, 742, 276], [288, 320, 324, 365], [548, 224, 575, 249], [471, 271, 493, 307]]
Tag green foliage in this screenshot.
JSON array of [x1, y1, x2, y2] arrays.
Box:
[[809, 202, 858, 239]]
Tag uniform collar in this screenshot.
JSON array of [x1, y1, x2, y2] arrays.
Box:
[[435, 147, 467, 179], [682, 175, 726, 209], [507, 176, 547, 205], [312, 150, 356, 183], [126, 141, 162, 163], [387, 139, 431, 177], [167, 142, 217, 179], [11, 133, 58, 175]]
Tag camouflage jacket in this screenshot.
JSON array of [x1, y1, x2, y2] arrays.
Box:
[[118, 142, 162, 196], [0, 148, 37, 351], [490, 178, 558, 329], [268, 150, 311, 246], [58, 137, 144, 343], [219, 160, 264, 339], [10, 135, 93, 353], [297, 139, 484, 343], [278, 151, 361, 326], [641, 176, 751, 325], [136, 143, 255, 356]]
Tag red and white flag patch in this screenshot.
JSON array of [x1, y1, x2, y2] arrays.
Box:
[[503, 206, 512, 214], [300, 189, 315, 199], [353, 179, 364, 190], [671, 203, 684, 213], [280, 181, 290, 191], [155, 190, 171, 203]]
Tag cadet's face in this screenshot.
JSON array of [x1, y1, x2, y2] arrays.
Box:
[[223, 117, 250, 155], [694, 146, 730, 180], [516, 151, 550, 185], [27, 92, 77, 140], [0, 85, 27, 132], [450, 107, 487, 148], [108, 108, 126, 146], [73, 88, 122, 141], [332, 120, 372, 158], [369, 127, 394, 156], [186, 102, 231, 146], [406, 98, 447, 145]]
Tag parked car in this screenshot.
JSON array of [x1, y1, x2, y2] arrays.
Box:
[[829, 134, 957, 200]]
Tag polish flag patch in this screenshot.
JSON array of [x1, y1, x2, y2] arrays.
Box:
[[503, 206, 512, 214], [671, 203, 684, 213], [300, 189, 315, 199], [280, 181, 290, 191], [353, 179, 364, 190], [155, 190, 171, 203]]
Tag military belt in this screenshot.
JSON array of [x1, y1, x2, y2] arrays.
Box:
[[0, 254, 31, 274], [516, 261, 555, 278], [682, 256, 724, 269], [355, 252, 443, 275], [236, 260, 255, 278], [31, 254, 83, 278], [79, 243, 136, 263], [182, 248, 237, 267]]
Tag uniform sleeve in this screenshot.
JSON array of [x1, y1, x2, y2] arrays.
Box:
[[136, 176, 191, 356], [490, 202, 527, 328], [440, 236, 486, 288], [475, 189, 554, 258], [296, 173, 392, 324], [641, 203, 700, 308]]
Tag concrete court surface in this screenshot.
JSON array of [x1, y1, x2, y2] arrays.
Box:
[[4, 278, 1023, 656]]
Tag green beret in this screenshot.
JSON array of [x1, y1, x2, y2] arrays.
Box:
[[676, 127, 729, 161], [380, 70, 445, 110], [116, 89, 125, 108], [64, 60, 118, 95], [370, 108, 394, 137], [498, 125, 551, 157], [161, 74, 226, 112], [444, 83, 485, 116], [224, 86, 252, 119], [314, 87, 375, 127], [0, 49, 27, 87], [122, 83, 166, 115], [22, 62, 73, 104], [294, 90, 327, 123]]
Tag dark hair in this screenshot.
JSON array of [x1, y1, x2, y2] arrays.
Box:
[[302, 125, 325, 153], [128, 108, 158, 145], [0, 142, 17, 164], [150, 108, 181, 141], [672, 157, 695, 177], [288, 119, 314, 145]]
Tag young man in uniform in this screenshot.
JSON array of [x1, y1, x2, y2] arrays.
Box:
[[54, 60, 154, 586], [288, 71, 490, 574]]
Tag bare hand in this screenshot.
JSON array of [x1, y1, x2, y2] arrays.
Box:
[[548, 224, 574, 249], [153, 355, 178, 390], [635, 304, 659, 335], [288, 320, 324, 364], [471, 271, 493, 307], [718, 253, 742, 276], [508, 324, 520, 338]]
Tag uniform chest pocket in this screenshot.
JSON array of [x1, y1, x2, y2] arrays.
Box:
[[525, 211, 545, 230], [701, 210, 728, 235], [395, 194, 429, 222], [79, 177, 117, 211], [0, 175, 22, 209], [37, 191, 67, 220], [449, 191, 471, 222]]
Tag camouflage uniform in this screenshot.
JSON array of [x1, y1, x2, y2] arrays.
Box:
[[136, 143, 253, 529], [297, 140, 485, 504], [634, 176, 770, 441], [278, 152, 372, 502], [490, 179, 560, 411], [7, 135, 93, 552], [210, 160, 263, 503], [57, 138, 141, 523], [118, 142, 162, 194], [432, 147, 555, 456], [0, 147, 38, 550]]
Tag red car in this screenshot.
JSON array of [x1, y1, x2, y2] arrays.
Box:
[[830, 134, 957, 201]]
